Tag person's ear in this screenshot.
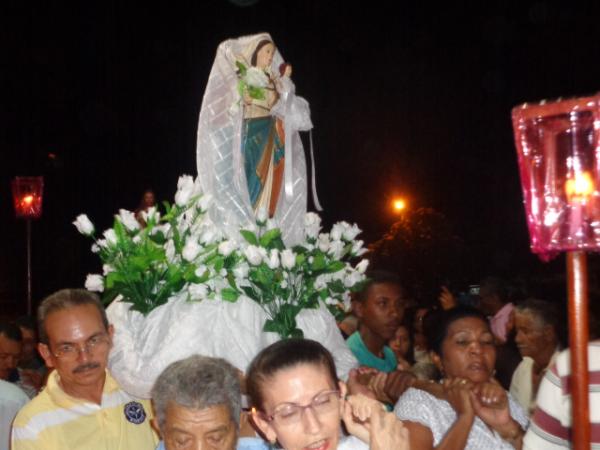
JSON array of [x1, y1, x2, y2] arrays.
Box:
[[38, 343, 55, 369], [251, 408, 277, 445], [107, 324, 115, 350], [150, 417, 162, 438]]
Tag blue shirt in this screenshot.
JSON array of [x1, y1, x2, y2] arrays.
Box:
[[346, 331, 397, 372], [156, 437, 269, 450]]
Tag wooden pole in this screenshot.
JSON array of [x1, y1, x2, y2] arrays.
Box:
[[26, 218, 32, 316], [566, 251, 590, 450]]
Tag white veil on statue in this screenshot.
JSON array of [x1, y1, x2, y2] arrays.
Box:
[[196, 32, 313, 246]]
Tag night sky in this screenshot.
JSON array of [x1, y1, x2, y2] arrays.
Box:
[[3, 1, 600, 314]]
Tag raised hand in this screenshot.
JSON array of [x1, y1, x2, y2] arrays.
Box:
[[343, 394, 409, 450], [443, 377, 475, 419]]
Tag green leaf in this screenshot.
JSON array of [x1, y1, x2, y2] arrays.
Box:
[[221, 288, 240, 302], [311, 254, 326, 271], [213, 256, 225, 273], [149, 231, 166, 245], [259, 229, 282, 248], [326, 261, 345, 273], [247, 85, 265, 100], [328, 279, 346, 294], [105, 272, 125, 289], [240, 230, 259, 245], [236, 61, 247, 76]]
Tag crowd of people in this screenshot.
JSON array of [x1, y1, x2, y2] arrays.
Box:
[[0, 269, 598, 450]]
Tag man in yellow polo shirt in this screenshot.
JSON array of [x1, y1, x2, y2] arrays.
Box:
[[11, 289, 158, 450]]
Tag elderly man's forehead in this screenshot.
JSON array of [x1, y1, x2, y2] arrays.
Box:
[[166, 402, 233, 424]]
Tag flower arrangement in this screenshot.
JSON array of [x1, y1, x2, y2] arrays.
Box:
[[235, 61, 269, 101], [74, 175, 369, 338]]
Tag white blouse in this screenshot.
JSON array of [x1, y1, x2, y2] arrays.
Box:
[[394, 387, 529, 449]]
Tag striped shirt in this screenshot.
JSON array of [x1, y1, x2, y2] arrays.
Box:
[[11, 370, 158, 450], [523, 342, 600, 450]]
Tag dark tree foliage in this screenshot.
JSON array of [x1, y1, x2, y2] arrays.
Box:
[[368, 207, 469, 306]]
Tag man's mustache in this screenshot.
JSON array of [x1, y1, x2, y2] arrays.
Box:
[[73, 362, 101, 374]]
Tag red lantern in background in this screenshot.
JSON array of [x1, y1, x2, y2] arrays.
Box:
[[11, 176, 44, 315], [512, 95, 600, 450]]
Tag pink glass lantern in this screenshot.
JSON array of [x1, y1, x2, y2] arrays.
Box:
[[513, 95, 598, 449], [11, 176, 44, 219], [512, 95, 600, 260]]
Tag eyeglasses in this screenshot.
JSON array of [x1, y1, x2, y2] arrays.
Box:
[[51, 334, 110, 361], [262, 389, 340, 426]]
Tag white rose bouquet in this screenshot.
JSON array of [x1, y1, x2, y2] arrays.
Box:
[[75, 176, 369, 338]]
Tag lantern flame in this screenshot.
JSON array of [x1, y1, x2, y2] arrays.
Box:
[[565, 171, 594, 200]]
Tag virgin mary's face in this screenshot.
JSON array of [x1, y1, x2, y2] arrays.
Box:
[[255, 43, 274, 69]]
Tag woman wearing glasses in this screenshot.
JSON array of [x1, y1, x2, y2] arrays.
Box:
[[247, 338, 409, 450]]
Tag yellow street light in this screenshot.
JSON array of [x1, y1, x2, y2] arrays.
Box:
[[392, 198, 406, 213]]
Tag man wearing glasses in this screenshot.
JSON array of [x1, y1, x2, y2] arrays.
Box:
[[11, 289, 158, 450]]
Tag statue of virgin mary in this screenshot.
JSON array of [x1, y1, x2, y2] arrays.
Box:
[[196, 32, 315, 246], [104, 33, 356, 399]]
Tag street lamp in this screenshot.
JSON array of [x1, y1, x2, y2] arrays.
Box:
[[392, 197, 406, 214], [512, 94, 600, 450], [11, 176, 44, 315]]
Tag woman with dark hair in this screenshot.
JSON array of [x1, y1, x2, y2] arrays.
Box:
[[247, 338, 409, 450], [394, 307, 528, 449]]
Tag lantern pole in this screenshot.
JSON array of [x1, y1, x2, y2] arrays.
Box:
[[26, 218, 32, 315], [567, 251, 590, 449]]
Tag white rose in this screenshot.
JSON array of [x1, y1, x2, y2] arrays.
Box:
[[102, 264, 114, 275], [324, 296, 337, 305], [73, 214, 95, 235], [245, 67, 269, 88], [266, 249, 280, 269], [356, 259, 369, 274], [343, 223, 361, 241], [330, 223, 344, 241], [255, 207, 268, 225], [165, 239, 177, 263], [352, 240, 367, 257], [344, 270, 365, 288], [328, 240, 345, 259], [280, 279, 288, 289], [200, 228, 218, 245], [142, 207, 160, 223], [91, 243, 100, 253], [103, 229, 118, 246], [152, 223, 171, 237], [314, 274, 329, 290], [132, 235, 142, 244], [233, 263, 249, 280], [85, 274, 104, 292], [218, 240, 237, 257], [281, 249, 296, 269], [317, 233, 330, 252], [198, 194, 212, 212], [244, 245, 264, 266], [304, 213, 322, 239], [118, 209, 140, 232], [194, 265, 208, 277], [189, 283, 208, 300], [182, 238, 202, 262], [175, 175, 195, 206]]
